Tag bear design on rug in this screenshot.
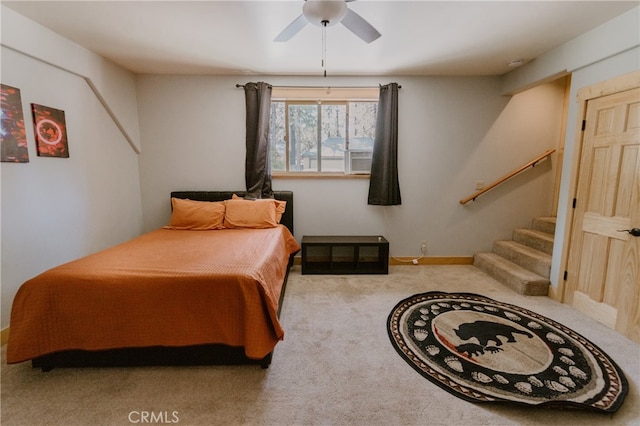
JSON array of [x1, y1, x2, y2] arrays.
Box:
[[454, 320, 533, 358]]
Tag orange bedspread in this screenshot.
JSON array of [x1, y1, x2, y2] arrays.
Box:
[[7, 226, 300, 364]]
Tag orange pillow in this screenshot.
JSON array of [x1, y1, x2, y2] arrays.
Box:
[[224, 197, 281, 229], [274, 199, 287, 223], [165, 198, 225, 230], [231, 194, 287, 223]]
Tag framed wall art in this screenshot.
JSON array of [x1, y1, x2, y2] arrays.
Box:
[[31, 103, 69, 158], [1, 84, 29, 163]]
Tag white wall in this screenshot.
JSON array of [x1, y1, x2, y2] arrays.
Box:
[[1, 5, 142, 153], [501, 6, 640, 95], [0, 48, 143, 327], [137, 74, 564, 257]]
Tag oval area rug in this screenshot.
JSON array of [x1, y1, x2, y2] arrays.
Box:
[[387, 292, 627, 412]]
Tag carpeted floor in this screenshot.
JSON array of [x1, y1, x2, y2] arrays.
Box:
[[2, 265, 639, 425]]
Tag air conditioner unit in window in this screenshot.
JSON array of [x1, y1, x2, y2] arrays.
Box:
[[345, 149, 373, 174]]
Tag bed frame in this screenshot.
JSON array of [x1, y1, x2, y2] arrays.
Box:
[[32, 191, 295, 371]]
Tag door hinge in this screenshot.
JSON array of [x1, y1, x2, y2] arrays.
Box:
[[563, 270, 568, 281], [572, 198, 577, 209], [581, 120, 586, 131]]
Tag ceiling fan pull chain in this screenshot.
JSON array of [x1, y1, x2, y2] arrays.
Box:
[[322, 20, 328, 77]]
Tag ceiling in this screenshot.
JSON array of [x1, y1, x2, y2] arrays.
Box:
[[3, 1, 638, 76]]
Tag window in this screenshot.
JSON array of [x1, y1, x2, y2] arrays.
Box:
[[269, 87, 378, 175]]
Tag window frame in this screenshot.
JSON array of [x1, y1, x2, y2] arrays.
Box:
[[270, 87, 378, 178]]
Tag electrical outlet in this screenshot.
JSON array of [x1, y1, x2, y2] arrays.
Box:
[[420, 240, 427, 256], [475, 180, 485, 190]]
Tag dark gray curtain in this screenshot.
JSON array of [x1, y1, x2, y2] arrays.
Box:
[[368, 83, 401, 205], [243, 82, 274, 199]]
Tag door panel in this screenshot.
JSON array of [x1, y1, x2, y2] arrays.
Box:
[[566, 86, 640, 343], [577, 232, 608, 300], [585, 147, 609, 213], [616, 145, 638, 216], [616, 239, 640, 341], [603, 239, 625, 307]]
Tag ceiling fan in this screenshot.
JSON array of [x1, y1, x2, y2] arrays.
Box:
[[274, 0, 381, 44]]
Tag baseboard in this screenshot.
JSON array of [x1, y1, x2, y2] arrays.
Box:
[[293, 256, 474, 266], [389, 256, 474, 266], [1, 327, 9, 346], [547, 284, 561, 301]]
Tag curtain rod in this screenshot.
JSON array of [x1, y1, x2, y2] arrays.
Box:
[[235, 84, 401, 89]]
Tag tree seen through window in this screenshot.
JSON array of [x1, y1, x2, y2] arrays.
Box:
[[269, 96, 377, 174]]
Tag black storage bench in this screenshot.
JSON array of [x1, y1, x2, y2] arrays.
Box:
[[301, 235, 389, 275]]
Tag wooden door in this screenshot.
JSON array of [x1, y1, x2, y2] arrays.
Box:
[[565, 86, 640, 343]]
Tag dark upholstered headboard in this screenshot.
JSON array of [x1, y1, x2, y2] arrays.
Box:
[[170, 191, 294, 235]]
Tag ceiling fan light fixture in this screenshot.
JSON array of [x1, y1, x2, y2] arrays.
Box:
[[274, 0, 380, 44], [303, 0, 348, 27]]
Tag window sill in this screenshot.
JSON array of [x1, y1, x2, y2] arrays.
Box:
[[272, 172, 370, 179]]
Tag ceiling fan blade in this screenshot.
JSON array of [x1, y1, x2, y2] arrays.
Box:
[[341, 8, 381, 43], [274, 14, 308, 42]]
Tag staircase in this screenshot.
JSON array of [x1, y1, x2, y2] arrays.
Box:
[[474, 217, 555, 296]]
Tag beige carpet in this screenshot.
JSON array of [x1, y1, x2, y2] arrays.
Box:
[[2, 265, 639, 425]]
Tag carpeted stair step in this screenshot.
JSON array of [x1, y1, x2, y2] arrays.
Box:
[[532, 217, 556, 235], [513, 228, 554, 255], [474, 252, 550, 296], [492, 240, 552, 277]]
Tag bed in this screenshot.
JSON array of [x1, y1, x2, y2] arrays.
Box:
[[6, 191, 299, 370]]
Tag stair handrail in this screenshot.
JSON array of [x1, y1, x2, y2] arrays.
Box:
[[459, 148, 556, 205]]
